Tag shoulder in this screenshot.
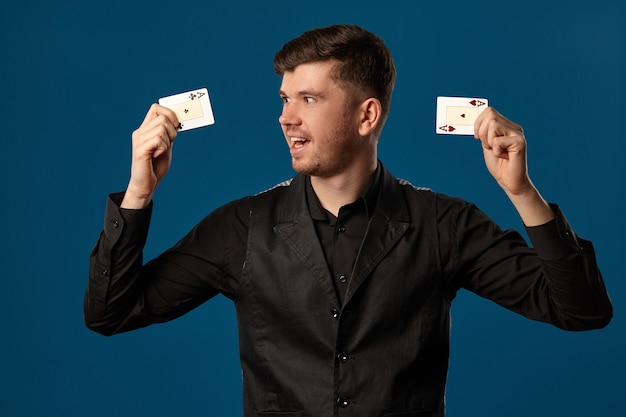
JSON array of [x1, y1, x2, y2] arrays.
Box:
[[217, 177, 296, 215], [191, 179, 294, 235], [391, 176, 477, 223], [392, 176, 458, 208], [254, 178, 294, 199]]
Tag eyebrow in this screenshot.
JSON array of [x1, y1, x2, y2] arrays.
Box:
[[278, 89, 325, 98]]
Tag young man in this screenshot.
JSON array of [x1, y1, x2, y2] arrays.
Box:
[[85, 24, 612, 416]]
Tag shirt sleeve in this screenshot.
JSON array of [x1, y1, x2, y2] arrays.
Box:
[[443, 199, 612, 331], [84, 193, 243, 336], [84, 192, 150, 334], [524, 204, 579, 258]]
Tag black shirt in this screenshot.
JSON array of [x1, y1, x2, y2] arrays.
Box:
[[85, 164, 612, 416], [306, 166, 381, 304]]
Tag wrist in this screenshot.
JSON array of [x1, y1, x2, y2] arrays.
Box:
[[506, 186, 555, 227], [121, 184, 153, 209]]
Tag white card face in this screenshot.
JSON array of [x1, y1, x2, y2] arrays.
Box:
[[436, 96, 488, 135], [158, 88, 215, 132]]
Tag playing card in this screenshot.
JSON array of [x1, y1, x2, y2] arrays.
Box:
[[158, 88, 215, 132], [436, 96, 488, 135]]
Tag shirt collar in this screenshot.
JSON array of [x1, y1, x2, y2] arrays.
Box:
[[306, 163, 382, 221]]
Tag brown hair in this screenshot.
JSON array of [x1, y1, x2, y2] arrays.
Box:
[[274, 24, 396, 134]]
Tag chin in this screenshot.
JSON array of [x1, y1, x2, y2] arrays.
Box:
[[291, 160, 319, 177]]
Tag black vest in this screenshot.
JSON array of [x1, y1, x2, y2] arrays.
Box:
[[235, 166, 449, 417]]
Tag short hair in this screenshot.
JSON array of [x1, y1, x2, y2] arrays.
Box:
[[274, 24, 396, 134]]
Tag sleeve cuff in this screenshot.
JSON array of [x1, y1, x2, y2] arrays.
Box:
[[525, 203, 580, 260], [103, 192, 153, 247]]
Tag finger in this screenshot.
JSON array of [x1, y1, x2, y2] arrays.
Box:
[[141, 103, 180, 130], [144, 123, 175, 152], [490, 135, 511, 159], [150, 131, 172, 160], [475, 107, 523, 148], [155, 114, 179, 141], [474, 107, 496, 146], [141, 103, 161, 125], [486, 119, 515, 156], [487, 117, 500, 153], [474, 107, 494, 149], [132, 122, 175, 161], [136, 113, 179, 143], [490, 132, 526, 161], [152, 140, 172, 159], [474, 106, 492, 140]]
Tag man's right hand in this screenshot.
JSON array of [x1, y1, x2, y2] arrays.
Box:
[[121, 104, 179, 209]]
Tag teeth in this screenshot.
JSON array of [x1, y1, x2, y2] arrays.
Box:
[[290, 137, 308, 149], [290, 137, 307, 149]]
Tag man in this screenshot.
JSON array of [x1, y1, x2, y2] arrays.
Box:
[[85, 24, 612, 416]]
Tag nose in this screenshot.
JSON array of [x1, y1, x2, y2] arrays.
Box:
[[279, 102, 301, 126]]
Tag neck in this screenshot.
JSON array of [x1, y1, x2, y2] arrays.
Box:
[[311, 157, 377, 217]]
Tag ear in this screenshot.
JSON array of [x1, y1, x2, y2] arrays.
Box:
[[357, 98, 382, 136]]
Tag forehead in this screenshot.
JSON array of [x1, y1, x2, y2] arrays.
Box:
[[279, 61, 342, 94]]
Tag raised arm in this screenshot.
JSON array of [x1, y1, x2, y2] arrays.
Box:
[[463, 107, 613, 329], [122, 104, 179, 209], [473, 107, 554, 226]]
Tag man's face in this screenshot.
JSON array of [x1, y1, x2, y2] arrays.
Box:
[[279, 61, 363, 178]]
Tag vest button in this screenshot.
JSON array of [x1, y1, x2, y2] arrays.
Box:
[[331, 308, 340, 319], [337, 396, 350, 408], [338, 352, 349, 363]]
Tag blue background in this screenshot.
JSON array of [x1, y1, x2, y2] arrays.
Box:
[[1, 0, 624, 416]]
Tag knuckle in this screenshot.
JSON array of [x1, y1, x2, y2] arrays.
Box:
[[155, 123, 166, 134]]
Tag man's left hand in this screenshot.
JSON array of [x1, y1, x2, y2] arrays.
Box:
[[474, 107, 532, 197]]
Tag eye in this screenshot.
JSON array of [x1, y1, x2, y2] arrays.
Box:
[[304, 97, 315, 104], [280, 96, 290, 104]]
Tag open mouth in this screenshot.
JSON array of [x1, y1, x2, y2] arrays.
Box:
[[291, 137, 309, 149]]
